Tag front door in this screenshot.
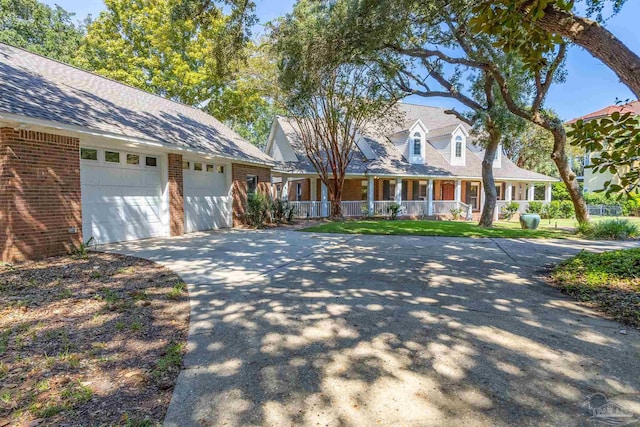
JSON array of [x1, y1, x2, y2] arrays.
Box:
[[441, 182, 455, 200], [467, 182, 480, 210]]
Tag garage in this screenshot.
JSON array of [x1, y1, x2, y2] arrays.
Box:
[[80, 146, 167, 244], [183, 159, 232, 233]]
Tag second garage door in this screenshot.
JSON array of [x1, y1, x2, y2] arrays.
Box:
[[183, 160, 231, 232]]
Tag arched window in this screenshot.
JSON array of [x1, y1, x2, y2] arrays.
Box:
[[413, 132, 421, 156], [455, 136, 463, 158]]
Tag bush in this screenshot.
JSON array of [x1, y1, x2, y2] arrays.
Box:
[[271, 199, 295, 224], [527, 201, 543, 214], [388, 202, 401, 220], [575, 220, 594, 235], [501, 202, 520, 221], [589, 219, 639, 240], [622, 193, 640, 216], [559, 200, 575, 219], [245, 193, 270, 228], [450, 207, 463, 220]]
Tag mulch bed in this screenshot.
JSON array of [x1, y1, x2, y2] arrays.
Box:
[[0, 252, 190, 426]]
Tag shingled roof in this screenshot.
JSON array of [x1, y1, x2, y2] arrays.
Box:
[[0, 43, 273, 165], [272, 103, 557, 182], [567, 100, 640, 124]]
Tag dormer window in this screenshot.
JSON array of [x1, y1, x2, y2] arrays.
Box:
[[413, 132, 422, 156], [455, 136, 463, 158]]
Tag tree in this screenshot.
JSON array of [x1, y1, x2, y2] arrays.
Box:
[[470, 0, 640, 99], [0, 0, 85, 63], [270, 1, 400, 218], [318, 0, 532, 226], [79, 0, 275, 146]]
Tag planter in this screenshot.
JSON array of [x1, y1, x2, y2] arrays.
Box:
[[520, 213, 541, 230]]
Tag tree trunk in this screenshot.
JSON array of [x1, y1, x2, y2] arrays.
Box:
[[330, 183, 343, 219], [479, 127, 500, 227], [535, 4, 640, 99], [549, 124, 590, 223]]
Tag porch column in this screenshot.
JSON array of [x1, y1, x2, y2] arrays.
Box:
[[455, 179, 462, 209], [367, 176, 374, 214], [281, 176, 290, 201], [427, 179, 434, 216], [310, 177, 318, 201], [395, 178, 403, 203], [321, 182, 329, 217], [527, 183, 535, 201], [505, 183, 513, 202], [545, 183, 552, 203]]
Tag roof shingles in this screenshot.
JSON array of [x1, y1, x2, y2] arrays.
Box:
[[0, 43, 273, 165]]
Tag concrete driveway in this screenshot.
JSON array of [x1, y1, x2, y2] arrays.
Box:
[[103, 229, 640, 427]]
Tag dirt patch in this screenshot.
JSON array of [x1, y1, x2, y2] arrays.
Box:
[[0, 252, 190, 426]]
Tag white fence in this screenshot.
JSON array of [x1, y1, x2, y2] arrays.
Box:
[[342, 201, 368, 217], [290, 201, 327, 218], [588, 204, 622, 216]]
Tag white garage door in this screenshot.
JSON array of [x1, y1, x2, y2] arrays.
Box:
[[183, 160, 231, 233], [80, 148, 166, 244]]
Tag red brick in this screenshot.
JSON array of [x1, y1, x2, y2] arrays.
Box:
[[0, 128, 82, 262]]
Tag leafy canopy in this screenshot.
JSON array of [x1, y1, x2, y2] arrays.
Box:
[[0, 0, 85, 63]]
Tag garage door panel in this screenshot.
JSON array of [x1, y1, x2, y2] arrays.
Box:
[[183, 167, 231, 233], [81, 155, 165, 245]]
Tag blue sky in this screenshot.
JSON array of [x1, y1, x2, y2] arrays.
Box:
[[43, 0, 639, 121]]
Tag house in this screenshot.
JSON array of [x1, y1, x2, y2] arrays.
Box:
[[0, 43, 274, 263], [568, 100, 640, 193], [265, 103, 557, 219]]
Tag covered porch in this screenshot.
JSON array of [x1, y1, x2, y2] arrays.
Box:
[[273, 175, 553, 220]]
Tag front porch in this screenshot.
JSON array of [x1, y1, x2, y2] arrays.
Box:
[[273, 176, 553, 220]]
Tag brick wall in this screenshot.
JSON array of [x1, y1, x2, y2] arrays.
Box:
[[167, 153, 184, 236], [287, 178, 310, 201], [0, 128, 82, 262], [232, 164, 271, 226]]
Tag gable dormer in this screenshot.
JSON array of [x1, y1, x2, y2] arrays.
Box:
[[407, 120, 428, 164], [265, 118, 300, 163], [493, 144, 502, 168], [449, 125, 468, 166]]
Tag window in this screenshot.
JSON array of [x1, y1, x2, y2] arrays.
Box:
[[105, 151, 120, 163], [413, 132, 421, 156], [496, 183, 503, 200], [194, 162, 203, 171], [361, 180, 368, 201], [81, 148, 98, 161], [247, 175, 258, 195], [419, 181, 428, 200], [217, 165, 225, 174], [296, 183, 303, 201], [455, 136, 463, 158], [206, 164, 214, 172], [145, 156, 157, 167], [126, 154, 140, 165], [182, 161, 190, 170]]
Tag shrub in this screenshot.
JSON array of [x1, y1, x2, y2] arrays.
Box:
[[450, 207, 463, 220], [271, 199, 295, 224], [575, 221, 594, 235], [387, 202, 401, 220], [623, 193, 640, 216], [501, 202, 520, 221], [527, 201, 543, 214], [559, 200, 575, 219], [542, 201, 560, 219], [245, 193, 270, 228], [589, 219, 639, 240]]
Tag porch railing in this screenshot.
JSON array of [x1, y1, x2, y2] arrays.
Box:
[[290, 201, 327, 218], [341, 201, 368, 217]]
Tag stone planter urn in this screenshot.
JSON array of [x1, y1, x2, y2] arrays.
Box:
[[519, 213, 541, 230]]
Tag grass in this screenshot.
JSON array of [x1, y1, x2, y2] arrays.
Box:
[[552, 248, 640, 327], [301, 219, 573, 239], [167, 281, 187, 300]]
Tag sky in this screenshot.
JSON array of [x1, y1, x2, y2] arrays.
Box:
[[42, 0, 639, 122]]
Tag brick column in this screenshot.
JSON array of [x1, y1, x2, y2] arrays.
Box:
[[167, 153, 184, 236], [1, 128, 82, 262]]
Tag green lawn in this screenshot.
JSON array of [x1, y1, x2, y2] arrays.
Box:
[[552, 248, 640, 327], [301, 219, 573, 239]]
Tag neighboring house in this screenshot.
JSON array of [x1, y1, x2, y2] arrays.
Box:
[[266, 103, 557, 219], [568, 100, 640, 193], [0, 43, 274, 262]]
